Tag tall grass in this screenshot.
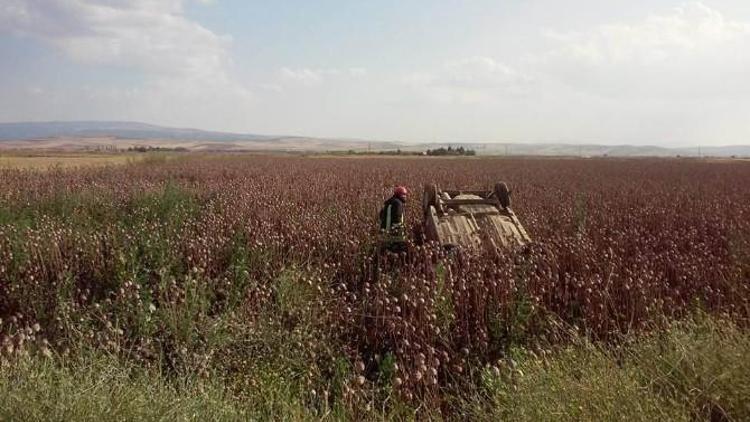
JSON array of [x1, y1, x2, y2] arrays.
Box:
[[468, 314, 750, 421], [1, 315, 747, 421]]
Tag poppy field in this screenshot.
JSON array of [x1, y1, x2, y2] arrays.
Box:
[[1, 154, 749, 419]]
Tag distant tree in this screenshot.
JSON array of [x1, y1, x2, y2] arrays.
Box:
[[425, 146, 475, 156]]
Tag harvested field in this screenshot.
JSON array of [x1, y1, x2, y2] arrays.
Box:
[[0, 152, 144, 170]]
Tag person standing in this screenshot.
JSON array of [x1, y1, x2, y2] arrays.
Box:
[[379, 186, 408, 253]]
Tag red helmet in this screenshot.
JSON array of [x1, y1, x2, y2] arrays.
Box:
[[394, 186, 408, 197]]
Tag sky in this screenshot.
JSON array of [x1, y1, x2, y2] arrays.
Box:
[[1, 0, 749, 146]]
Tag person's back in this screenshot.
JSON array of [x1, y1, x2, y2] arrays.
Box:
[[379, 186, 408, 253], [380, 195, 404, 232]]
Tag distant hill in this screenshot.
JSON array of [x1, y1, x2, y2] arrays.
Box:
[[0, 121, 272, 142], [0, 121, 400, 152], [0, 121, 748, 157]]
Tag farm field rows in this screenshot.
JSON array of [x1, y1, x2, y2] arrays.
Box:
[[1, 155, 749, 420]]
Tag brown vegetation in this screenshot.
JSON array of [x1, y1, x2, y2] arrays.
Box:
[[0, 155, 749, 418]]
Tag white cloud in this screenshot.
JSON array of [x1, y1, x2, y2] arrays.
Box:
[[1, 1, 748, 144], [388, 3, 750, 143], [537, 2, 750, 99], [554, 2, 750, 65], [404, 56, 532, 104], [280, 67, 323, 85], [279, 67, 367, 86], [0, 0, 252, 128], [1, 0, 229, 77]]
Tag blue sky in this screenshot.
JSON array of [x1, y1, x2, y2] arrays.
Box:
[[1, 0, 750, 145]]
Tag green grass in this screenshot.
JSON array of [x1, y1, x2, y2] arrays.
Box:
[[1, 315, 747, 421], [0, 353, 245, 422], [466, 315, 750, 421]]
